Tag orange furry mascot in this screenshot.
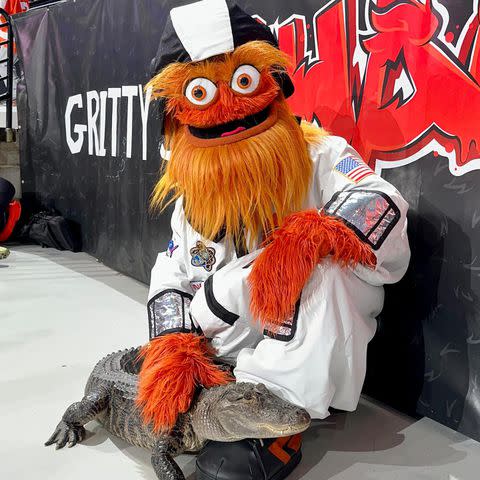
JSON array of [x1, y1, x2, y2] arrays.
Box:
[[138, 3, 409, 460]]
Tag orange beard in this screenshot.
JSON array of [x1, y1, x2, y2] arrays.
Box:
[[152, 100, 316, 246]]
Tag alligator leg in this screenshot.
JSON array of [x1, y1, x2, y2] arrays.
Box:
[[151, 438, 185, 480], [45, 387, 108, 449]]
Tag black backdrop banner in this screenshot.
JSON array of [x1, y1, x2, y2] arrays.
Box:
[[13, 0, 480, 442], [14, 0, 172, 282]]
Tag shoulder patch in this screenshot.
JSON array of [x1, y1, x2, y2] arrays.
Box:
[[334, 156, 374, 183], [324, 190, 400, 250]]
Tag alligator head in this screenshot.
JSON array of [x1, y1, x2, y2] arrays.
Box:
[[192, 382, 311, 442]]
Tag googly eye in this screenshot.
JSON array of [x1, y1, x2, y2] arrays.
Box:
[[231, 65, 261, 94], [185, 78, 217, 106]]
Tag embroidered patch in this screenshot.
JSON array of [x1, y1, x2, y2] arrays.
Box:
[[166, 240, 179, 258], [190, 241, 216, 272], [334, 156, 374, 183], [190, 281, 204, 292]]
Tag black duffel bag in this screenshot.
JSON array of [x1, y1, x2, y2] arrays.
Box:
[[22, 211, 81, 252], [196, 437, 302, 480]]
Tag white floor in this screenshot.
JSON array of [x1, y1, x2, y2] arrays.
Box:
[[1, 245, 480, 480]]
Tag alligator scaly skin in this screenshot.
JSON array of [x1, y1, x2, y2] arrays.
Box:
[[46, 347, 311, 480], [83, 347, 201, 452]]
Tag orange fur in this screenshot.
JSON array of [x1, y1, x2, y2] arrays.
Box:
[[149, 39, 328, 249], [136, 333, 232, 433], [248, 210, 377, 329], [167, 71, 279, 128], [152, 101, 314, 248], [146, 41, 291, 128], [301, 120, 329, 144]]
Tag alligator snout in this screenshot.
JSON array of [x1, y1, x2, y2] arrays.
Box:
[[280, 407, 311, 434], [295, 408, 311, 425], [203, 382, 312, 441]]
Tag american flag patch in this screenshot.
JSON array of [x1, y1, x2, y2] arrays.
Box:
[[334, 157, 374, 183]]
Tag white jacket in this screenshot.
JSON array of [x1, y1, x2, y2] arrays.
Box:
[[147, 135, 410, 416]]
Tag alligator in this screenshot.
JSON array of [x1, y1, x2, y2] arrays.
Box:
[[45, 347, 311, 480]]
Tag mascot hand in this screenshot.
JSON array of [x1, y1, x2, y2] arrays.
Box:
[[137, 333, 232, 433], [248, 209, 376, 329]]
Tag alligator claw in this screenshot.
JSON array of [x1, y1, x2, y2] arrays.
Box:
[[45, 421, 85, 450]]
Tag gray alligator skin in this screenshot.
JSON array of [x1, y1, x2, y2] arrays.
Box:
[[45, 347, 311, 480]]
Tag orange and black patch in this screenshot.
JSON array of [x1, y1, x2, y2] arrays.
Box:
[[267, 434, 303, 464]]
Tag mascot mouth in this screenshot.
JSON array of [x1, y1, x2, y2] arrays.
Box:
[[185, 105, 278, 146], [189, 107, 270, 139]]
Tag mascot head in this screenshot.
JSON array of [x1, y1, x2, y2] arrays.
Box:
[[148, 0, 321, 245]]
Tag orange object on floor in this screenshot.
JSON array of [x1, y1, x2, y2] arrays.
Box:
[[136, 332, 232, 433], [268, 434, 303, 464], [0, 200, 21, 242]]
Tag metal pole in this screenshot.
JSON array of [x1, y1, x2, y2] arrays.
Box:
[[5, 20, 13, 142], [0, 8, 13, 142]]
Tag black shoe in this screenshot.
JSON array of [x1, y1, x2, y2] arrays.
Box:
[[196, 435, 302, 480]]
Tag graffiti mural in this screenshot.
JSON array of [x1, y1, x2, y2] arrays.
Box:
[[254, 0, 480, 176]]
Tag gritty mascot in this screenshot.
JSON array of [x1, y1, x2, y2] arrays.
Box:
[[137, 1, 410, 479]]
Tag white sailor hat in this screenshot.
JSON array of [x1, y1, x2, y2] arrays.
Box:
[[150, 0, 294, 98]]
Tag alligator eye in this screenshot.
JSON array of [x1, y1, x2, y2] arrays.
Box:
[[225, 391, 244, 402], [254, 383, 268, 394], [243, 391, 255, 401], [231, 65, 261, 94], [185, 77, 217, 106]]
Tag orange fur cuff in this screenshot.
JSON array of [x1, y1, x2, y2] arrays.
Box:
[[136, 333, 232, 433], [248, 210, 376, 330]]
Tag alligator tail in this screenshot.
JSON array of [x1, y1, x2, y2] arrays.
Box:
[[136, 333, 232, 433]]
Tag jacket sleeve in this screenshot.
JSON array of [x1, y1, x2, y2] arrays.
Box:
[[234, 257, 383, 419], [147, 200, 195, 339], [318, 136, 410, 286]]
